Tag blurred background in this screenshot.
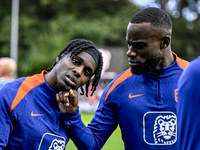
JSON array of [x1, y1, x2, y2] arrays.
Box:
[[1, 0, 200, 78], [1, 0, 200, 149]]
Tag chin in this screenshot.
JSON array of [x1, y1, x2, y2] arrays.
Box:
[[57, 82, 70, 91], [131, 56, 161, 75], [131, 65, 144, 75], [131, 66, 153, 75]]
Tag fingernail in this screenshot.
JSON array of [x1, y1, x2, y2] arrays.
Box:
[[64, 92, 69, 97]]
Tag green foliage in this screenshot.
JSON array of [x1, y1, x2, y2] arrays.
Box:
[[1, 1, 138, 77], [171, 17, 200, 61], [0, 14, 11, 56], [0, 0, 200, 77]]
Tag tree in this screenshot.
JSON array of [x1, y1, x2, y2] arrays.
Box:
[[0, 0, 139, 77], [177, 0, 200, 18], [1, 0, 199, 78]]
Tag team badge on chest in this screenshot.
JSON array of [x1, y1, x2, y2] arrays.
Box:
[[143, 111, 177, 145]]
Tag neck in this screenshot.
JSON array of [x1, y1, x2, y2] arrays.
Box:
[[44, 71, 59, 91], [154, 48, 174, 72]]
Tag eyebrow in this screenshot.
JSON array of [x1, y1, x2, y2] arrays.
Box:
[[126, 34, 158, 42], [127, 40, 145, 45]]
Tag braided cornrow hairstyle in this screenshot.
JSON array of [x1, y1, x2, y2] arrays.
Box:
[[48, 39, 103, 97]]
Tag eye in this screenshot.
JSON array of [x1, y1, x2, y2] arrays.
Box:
[[71, 57, 80, 66], [126, 40, 145, 50], [126, 41, 131, 46], [83, 69, 91, 77], [135, 44, 145, 50]]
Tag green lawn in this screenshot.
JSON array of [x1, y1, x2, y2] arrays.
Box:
[[65, 112, 124, 150]]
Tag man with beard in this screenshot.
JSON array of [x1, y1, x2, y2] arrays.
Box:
[[0, 39, 103, 150], [56, 7, 189, 149]]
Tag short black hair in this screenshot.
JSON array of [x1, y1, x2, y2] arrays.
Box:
[[48, 39, 103, 97], [130, 7, 172, 30]]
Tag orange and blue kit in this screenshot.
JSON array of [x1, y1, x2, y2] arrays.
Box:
[[62, 53, 189, 150], [177, 56, 200, 150], [0, 71, 69, 150]]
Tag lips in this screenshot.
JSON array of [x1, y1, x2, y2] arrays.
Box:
[[128, 58, 139, 67], [66, 75, 76, 86]]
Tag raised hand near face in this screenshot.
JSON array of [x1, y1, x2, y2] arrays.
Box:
[[56, 89, 79, 113]]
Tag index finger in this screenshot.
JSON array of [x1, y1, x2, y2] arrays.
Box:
[[68, 89, 78, 105], [68, 89, 76, 98]]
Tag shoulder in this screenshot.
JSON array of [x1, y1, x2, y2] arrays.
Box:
[[0, 78, 26, 110], [101, 69, 133, 102], [0, 77, 26, 94], [182, 56, 200, 76], [178, 56, 200, 92], [176, 57, 190, 70], [173, 52, 190, 70], [112, 68, 132, 85]]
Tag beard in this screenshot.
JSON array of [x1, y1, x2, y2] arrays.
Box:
[[131, 52, 162, 75]]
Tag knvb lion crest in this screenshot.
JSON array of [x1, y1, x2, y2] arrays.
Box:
[[48, 139, 65, 150], [38, 133, 66, 150], [143, 111, 177, 145], [153, 115, 176, 144]]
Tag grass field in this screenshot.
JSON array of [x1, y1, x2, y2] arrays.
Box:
[[65, 112, 124, 150]]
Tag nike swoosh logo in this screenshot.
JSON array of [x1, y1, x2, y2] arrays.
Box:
[[129, 93, 144, 98], [31, 111, 44, 116]]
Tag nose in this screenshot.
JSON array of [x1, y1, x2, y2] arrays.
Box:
[[73, 66, 84, 77], [126, 47, 136, 57]]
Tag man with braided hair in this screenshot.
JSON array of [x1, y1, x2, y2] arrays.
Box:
[[0, 38, 103, 149], [56, 7, 189, 149]]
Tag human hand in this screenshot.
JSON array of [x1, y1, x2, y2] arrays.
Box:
[[56, 89, 78, 113]]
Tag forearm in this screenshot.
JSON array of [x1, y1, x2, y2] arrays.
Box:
[[62, 109, 103, 149], [69, 119, 104, 149]]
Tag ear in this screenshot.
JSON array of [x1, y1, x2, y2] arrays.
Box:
[[56, 55, 63, 63], [160, 36, 170, 49]]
